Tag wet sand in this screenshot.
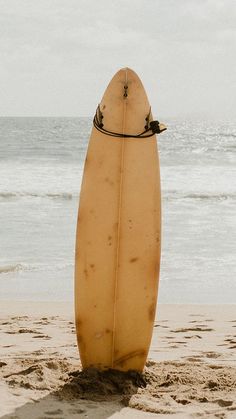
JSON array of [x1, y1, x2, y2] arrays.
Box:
[[0, 302, 236, 418]]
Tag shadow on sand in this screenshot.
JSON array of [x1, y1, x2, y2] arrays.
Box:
[[2, 368, 146, 419]]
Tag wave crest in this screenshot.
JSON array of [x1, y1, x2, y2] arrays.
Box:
[[0, 192, 74, 200], [0, 264, 25, 274], [165, 192, 236, 201]]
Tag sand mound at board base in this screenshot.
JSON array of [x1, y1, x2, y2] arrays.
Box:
[[2, 357, 236, 418], [58, 361, 236, 415]]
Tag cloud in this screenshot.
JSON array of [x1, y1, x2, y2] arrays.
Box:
[[0, 0, 235, 117]]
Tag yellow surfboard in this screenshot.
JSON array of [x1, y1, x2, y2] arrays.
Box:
[[75, 68, 166, 371]]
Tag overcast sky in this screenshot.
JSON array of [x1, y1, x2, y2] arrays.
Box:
[[0, 0, 236, 118]]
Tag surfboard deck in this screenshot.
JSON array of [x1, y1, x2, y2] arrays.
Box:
[[75, 68, 162, 371]]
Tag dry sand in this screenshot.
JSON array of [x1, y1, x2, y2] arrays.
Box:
[[0, 302, 236, 418]]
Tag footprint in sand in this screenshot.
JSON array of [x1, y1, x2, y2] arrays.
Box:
[[68, 408, 86, 414], [214, 399, 233, 407], [11, 316, 29, 320], [183, 356, 203, 362], [202, 351, 222, 359], [44, 408, 64, 415], [32, 350, 45, 355], [6, 328, 39, 334], [208, 364, 224, 370], [39, 417, 59, 419], [171, 395, 190, 405], [33, 334, 51, 339], [184, 335, 202, 339], [170, 327, 214, 333], [0, 361, 7, 367], [154, 324, 169, 329], [184, 351, 221, 362], [224, 338, 236, 344], [223, 337, 236, 349], [3, 345, 15, 348]]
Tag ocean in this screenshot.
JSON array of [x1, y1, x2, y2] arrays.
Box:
[[0, 117, 235, 303]]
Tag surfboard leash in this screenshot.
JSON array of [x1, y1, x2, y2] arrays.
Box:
[[93, 105, 167, 138]]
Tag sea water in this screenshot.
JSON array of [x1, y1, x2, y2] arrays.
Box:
[[0, 117, 235, 303]]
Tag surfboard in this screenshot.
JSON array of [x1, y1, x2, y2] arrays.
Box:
[[75, 67, 165, 372]]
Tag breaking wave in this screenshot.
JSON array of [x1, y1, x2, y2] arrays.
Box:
[[0, 264, 26, 274], [0, 262, 73, 275], [165, 192, 236, 202], [0, 192, 74, 200]]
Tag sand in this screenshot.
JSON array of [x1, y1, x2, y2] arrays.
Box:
[[0, 302, 236, 418]]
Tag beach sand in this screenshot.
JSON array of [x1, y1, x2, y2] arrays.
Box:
[[0, 302, 236, 418]]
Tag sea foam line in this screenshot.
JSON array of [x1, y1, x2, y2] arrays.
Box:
[[0, 262, 74, 275], [0, 264, 25, 274], [164, 192, 236, 201], [0, 192, 74, 200]]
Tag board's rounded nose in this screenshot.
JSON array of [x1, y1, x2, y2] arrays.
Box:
[[109, 67, 144, 92], [98, 68, 150, 135], [103, 68, 147, 99]]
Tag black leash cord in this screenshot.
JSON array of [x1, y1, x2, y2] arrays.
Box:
[[93, 112, 166, 139], [93, 104, 167, 138], [93, 116, 154, 138]]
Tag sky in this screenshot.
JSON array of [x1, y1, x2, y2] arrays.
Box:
[[0, 0, 236, 118]]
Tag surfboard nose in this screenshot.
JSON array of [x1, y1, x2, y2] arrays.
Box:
[[99, 68, 150, 135], [106, 67, 146, 101]]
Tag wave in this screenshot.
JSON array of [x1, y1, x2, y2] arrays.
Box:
[[206, 132, 236, 138], [0, 192, 74, 200], [184, 193, 236, 201], [165, 192, 236, 202], [0, 262, 73, 275], [1, 191, 234, 203], [218, 133, 236, 139], [0, 264, 25, 274]]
